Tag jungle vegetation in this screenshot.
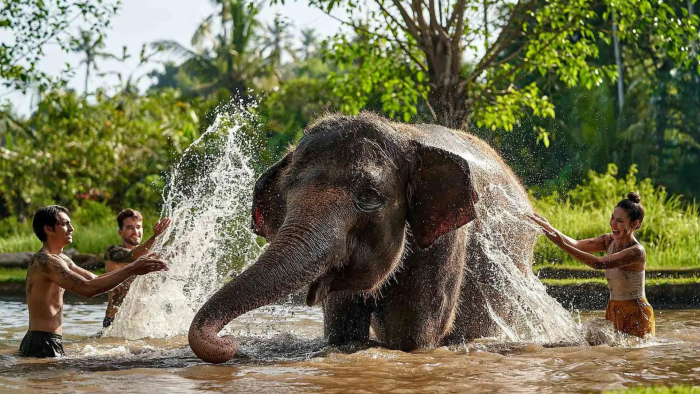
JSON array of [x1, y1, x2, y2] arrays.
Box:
[[0, 0, 699, 268]]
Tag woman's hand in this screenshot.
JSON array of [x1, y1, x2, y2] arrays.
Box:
[[527, 213, 556, 233], [543, 229, 565, 246]]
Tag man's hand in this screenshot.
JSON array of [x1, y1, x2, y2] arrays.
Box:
[[131, 253, 169, 275], [153, 217, 171, 236]]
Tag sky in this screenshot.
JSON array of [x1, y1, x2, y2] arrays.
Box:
[[5, 0, 342, 115]]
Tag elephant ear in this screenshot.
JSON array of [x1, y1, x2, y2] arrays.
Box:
[[251, 153, 292, 240], [408, 144, 479, 248]]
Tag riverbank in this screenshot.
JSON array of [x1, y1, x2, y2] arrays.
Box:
[[2, 265, 698, 309]]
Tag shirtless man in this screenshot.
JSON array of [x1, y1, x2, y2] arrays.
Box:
[[102, 209, 171, 328], [21, 205, 168, 358]]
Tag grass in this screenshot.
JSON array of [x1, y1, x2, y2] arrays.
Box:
[[0, 204, 159, 254], [604, 386, 700, 394], [532, 164, 700, 269], [541, 277, 700, 287], [0, 268, 27, 283]]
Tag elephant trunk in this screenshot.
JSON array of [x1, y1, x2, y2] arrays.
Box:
[[188, 213, 343, 364]]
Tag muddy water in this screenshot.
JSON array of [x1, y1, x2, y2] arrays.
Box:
[[1, 299, 699, 393]]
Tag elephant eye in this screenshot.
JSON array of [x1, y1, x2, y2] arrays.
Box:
[[355, 187, 384, 212]]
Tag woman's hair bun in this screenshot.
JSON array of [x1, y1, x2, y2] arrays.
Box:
[[627, 192, 641, 204]]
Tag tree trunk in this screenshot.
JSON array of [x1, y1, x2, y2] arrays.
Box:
[[612, 11, 624, 113], [428, 78, 469, 130], [424, 31, 469, 130], [654, 60, 671, 176], [84, 62, 90, 94]]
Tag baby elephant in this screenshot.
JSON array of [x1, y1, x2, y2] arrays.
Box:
[[188, 112, 574, 364]]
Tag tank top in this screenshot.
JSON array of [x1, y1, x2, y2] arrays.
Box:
[[604, 240, 646, 301]]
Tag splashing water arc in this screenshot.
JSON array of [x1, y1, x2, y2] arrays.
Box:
[[105, 107, 264, 340], [106, 109, 582, 345], [450, 134, 584, 344]]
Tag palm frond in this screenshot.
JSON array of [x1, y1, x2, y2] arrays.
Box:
[[151, 40, 220, 75], [192, 14, 215, 50]]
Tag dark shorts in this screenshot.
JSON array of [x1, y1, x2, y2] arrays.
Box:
[[19, 331, 65, 358], [103, 316, 114, 328]]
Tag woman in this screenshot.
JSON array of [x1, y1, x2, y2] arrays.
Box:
[[528, 192, 655, 338]]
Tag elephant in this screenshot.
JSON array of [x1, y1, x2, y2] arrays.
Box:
[[188, 112, 580, 364]]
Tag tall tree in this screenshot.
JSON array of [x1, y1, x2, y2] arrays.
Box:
[[69, 29, 121, 93], [151, 0, 265, 98], [259, 15, 298, 79], [302, 0, 700, 131], [299, 27, 319, 60], [0, 0, 119, 94]]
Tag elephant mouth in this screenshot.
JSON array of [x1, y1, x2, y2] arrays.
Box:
[[305, 257, 397, 307], [305, 263, 351, 306], [306, 276, 331, 306]]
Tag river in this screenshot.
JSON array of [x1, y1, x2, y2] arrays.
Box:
[[1, 298, 699, 393]]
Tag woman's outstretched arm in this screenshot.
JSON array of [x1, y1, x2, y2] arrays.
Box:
[[538, 228, 644, 270], [528, 214, 611, 253]]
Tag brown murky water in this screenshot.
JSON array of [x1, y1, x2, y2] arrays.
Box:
[[1, 298, 699, 393]]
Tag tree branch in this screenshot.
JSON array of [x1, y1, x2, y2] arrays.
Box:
[[391, 0, 424, 42], [468, 0, 532, 82], [412, 0, 432, 42]]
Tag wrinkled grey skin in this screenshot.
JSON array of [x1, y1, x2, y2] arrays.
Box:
[[188, 113, 534, 363]]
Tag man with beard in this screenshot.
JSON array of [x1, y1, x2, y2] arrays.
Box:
[[102, 209, 171, 329]]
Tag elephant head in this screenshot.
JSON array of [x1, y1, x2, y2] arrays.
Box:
[[188, 113, 479, 363]]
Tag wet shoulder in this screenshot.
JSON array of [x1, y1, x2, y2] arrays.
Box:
[[58, 253, 75, 265], [29, 252, 63, 267], [27, 252, 67, 276], [104, 244, 132, 263], [634, 242, 647, 262]]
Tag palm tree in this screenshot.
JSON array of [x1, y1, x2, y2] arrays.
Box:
[[299, 28, 319, 60], [151, 0, 265, 98], [259, 15, 297, 79], [69, 30, 119, 93]]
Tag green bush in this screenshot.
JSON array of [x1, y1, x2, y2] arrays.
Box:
[[0, 89, 208, 219], [533, 164, 700, 269]]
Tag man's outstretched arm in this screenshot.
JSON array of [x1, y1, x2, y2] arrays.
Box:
[[107, 218, 172, 263], [36, 253, 168, 298]]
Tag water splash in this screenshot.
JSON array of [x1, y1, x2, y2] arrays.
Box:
[[453, 137, 586, 345], [107, 111, 583, 346], [105, 104, 264, 340]]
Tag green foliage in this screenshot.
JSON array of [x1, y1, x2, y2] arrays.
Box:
[[481, 1, 700, 200], [124, 175, 166, 211], [0, 0, 119, 93], [533, 164, 700, 269], [324, 32, 428, 122], [473, 83, 555, 132], [311, 0, 700, 131], [254, 58, 343, 164], [0, 89, 205, 218], [149, 0, 267, 98], [69, 28, 125, 93], [0, 268, 26, 283]]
